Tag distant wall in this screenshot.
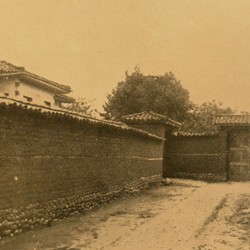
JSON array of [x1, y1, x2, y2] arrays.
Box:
[[0, 103, 163, 237], [164, 131, 228, 181]]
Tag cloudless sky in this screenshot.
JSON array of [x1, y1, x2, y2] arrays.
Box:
[[0, 0, 250, 112]]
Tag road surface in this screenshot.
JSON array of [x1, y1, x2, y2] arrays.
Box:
[[2, 179, 250, 250]]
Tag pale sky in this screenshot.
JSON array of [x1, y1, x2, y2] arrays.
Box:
[[0, 0, 250, 112]]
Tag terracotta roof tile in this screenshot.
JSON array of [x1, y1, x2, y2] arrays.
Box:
[[121, 111, 181, 127], [0, 61, 71, 92], [172, 127, 219, 137], [214, 115, 250, 126]]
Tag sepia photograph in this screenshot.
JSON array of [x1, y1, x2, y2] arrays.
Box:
[[0, 0, 249, 249]]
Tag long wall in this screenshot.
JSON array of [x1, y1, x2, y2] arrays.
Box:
[[0, 103, 163, 237], [164, 131, 228, 181]]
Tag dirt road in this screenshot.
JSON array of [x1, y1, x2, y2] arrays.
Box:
[[2, 180, 250, 250]]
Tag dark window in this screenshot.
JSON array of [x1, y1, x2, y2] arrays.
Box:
[[15, 81, 20, 87], [4, 93, 9, 97], [15, 90, 20, 96], [23, 96, 32, 102], [44, 101, 51, 107]]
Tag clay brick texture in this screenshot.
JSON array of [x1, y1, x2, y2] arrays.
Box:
[[163, 131, 228, 181], [0, 104, 163, 211]]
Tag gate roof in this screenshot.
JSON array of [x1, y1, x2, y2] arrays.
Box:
[[121, 111, 181, 127], [214, 115, 250, 126]]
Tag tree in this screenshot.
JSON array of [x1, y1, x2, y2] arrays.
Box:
[[182, 100, 236, 132], [61, 97, 99, 118], [103, 68, 191, 121]]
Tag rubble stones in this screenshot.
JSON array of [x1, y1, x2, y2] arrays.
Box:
[[0, 175, 161, 239]]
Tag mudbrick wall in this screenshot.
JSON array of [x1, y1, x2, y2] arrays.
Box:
[[164, 130, 228, 181], [0, 103, 163, 238]]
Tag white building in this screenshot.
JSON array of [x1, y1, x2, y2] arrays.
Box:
[[0, 61, 74, 109]]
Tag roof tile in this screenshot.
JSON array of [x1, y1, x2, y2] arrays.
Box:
[[214, 115, 250, 126], [0, 95, 163, 141], [172, 127, 219, 137], [121, 111, 181, 127]]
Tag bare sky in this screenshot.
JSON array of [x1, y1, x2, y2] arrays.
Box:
[[0, 0, 250, 112]]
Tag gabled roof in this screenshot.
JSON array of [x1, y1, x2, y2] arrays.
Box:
[[121, 111, 181, 127], [0, 61, 71, 93], [214, 115, 250, 126]]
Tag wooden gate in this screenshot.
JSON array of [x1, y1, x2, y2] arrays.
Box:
[[228, 130, 250, 181]]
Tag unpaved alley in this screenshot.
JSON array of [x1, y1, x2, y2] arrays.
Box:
[[2, 180, 250, 250]]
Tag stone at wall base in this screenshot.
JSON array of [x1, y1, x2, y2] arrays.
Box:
[[0, 175, 161, 239]]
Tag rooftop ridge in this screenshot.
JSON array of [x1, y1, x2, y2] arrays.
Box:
[[214, 114, 250, 116], [122, 111, 167, 118], [172, 130, 219, 137], [214, 114, 250, 126], [0, 60, 25, 71]]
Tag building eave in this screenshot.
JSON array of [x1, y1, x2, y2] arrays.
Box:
[[0, 72, 22, 77], [54, 94, 75, 103], [0, 60, 72, 93], [20, 73, 70, 94]]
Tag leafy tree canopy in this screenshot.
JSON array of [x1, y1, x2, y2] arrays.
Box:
[[61, 97, 99, 118], [103, 68, 191, 121], [182, 100, 236, 132], [102, 68, 240, 133]]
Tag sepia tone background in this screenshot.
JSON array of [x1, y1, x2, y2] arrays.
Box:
[[0, 0, 250, 112], [0, 1, 249, 249]]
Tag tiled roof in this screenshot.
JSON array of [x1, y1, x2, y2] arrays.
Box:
[[172, 127, 219, 137], [214, 115, 250, 126], [0, 61, 71, 93], [121, 111, 181, 127], [0, 95, 163, 141], [173, 114, 250, 137]]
